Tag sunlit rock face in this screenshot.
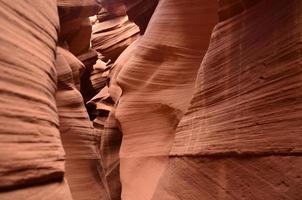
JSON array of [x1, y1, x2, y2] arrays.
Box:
[[153, 1, 302, 199], [0, 0, 72, 199]]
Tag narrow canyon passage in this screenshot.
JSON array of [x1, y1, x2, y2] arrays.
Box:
[[0, 0, 301, 200]]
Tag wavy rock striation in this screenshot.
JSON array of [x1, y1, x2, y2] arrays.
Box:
[[101, 0, 218, 199], [91, 8, 139, 63], [55, 47, 107, 200], [0, 0, 72, 199], [154, 0, 302, 199], [56, 1, 108, 199]]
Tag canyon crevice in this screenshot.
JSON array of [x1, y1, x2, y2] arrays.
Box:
[[0, 0, 301, 200]]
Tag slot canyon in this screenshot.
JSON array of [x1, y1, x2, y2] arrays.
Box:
[[0, 0, 301, 199]]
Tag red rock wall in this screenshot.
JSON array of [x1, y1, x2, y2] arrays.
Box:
[[1, 0, 302, 199], [57, 0, 100, 22], [56, 1, 112, 200], [0, 0, 72, 199], [101, 0, 218, 199], [91, 8, 139, 63], [100, 39, 141, 200], [153, 0, 302, 199], [172, 0, 302, 157], [152, 156, 302, 200], [55, 47, 108, 200]]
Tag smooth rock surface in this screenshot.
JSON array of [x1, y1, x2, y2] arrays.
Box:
[[103, 0, 218, 199]]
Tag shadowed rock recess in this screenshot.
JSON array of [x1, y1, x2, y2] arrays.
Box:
[[0, 0, 301, 200]]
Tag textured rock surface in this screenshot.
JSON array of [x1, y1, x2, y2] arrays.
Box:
[[120, 0, 159, 33], [81, 57, 108, 104], [0, 180, 72, 200], [60, 17, 93, 56], [172, 0, 302, 156], [101, 0, 218, 199], [0, 0, 69, 193], [57, 0, 101, 22], [55, 47, 107, 200], [100, 0, 159, 33], [152, 156, 302, 200], [153, 0, 302, 199], [91, 8, 139, 63], [2, 0, 302, 199], [99, 39, 141, 200], [58, 0, 101, 56], [55, 1, 108, 199]]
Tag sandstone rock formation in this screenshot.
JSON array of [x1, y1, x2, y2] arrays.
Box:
[[91, 7, 139, 63], [80, 51, 107, 104], [0, 0, 72, 199], [173, 0, 302, 157], [1, 0, 302, 200], [100, 0, 218, 199], [56, 1, 111, 200], [55, 47, 108, 200], [57, 0, 101, 22], [56, 1, 143, 200], [154, 0, 302, 199]]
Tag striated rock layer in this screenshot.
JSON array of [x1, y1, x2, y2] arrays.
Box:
[[101, 0, 218, 199], [154, 0, 302, 199], [57, 0, 101, 22], [0, 0, 72, 199], [1, 0, 302, 199], [60, 17, 93, 56], [91, 8, 139, 63], [172, 0, 302, 157], [100, 39, 141, 200], [55, 1, 109, 199], [55, 47, 107, 200], [0, 180, 72, 200], [153, 156, 302, 200], [100, 0, 159, 33]]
